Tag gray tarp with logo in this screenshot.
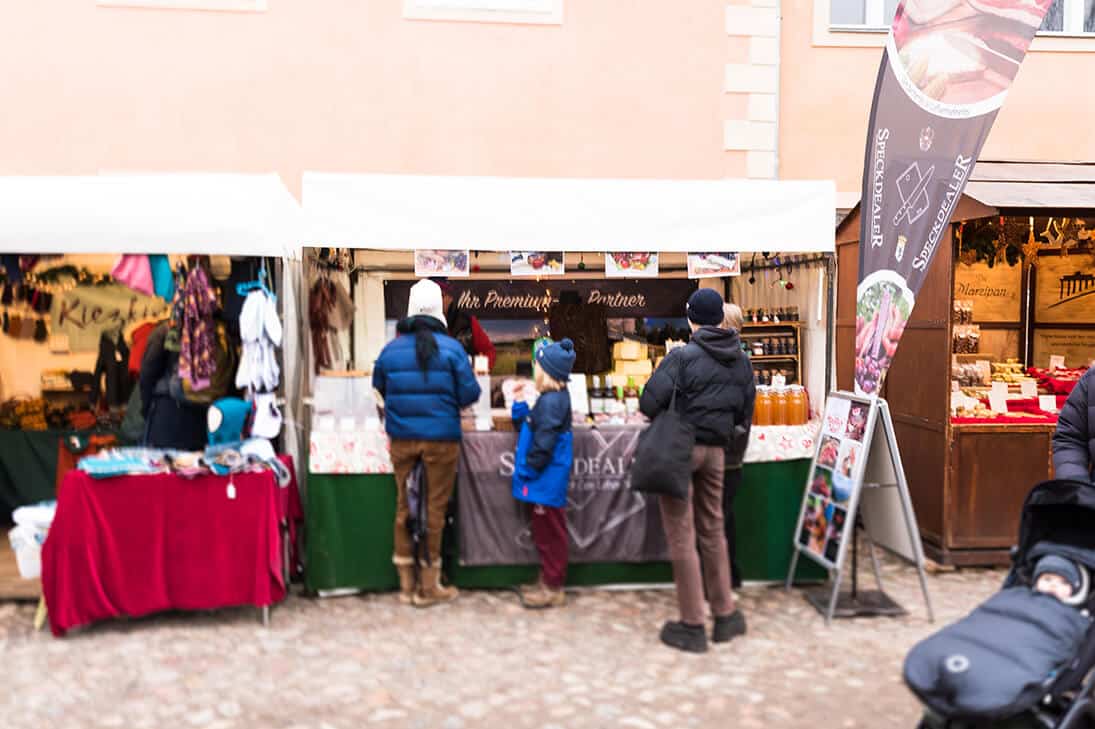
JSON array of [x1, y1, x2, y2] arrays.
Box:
[[457, 427, 668, 566]]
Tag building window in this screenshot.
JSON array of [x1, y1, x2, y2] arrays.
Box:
[[97, 0, 266, 10], [404, 0, 564, 25], [830, 0, 1095, 33]]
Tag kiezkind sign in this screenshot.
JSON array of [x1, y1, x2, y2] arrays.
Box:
[[854, 0, 1052, 395]]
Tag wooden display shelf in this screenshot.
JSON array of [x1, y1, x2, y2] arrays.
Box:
[[749, 354, 799, 361], [742, 321, 802, 328]]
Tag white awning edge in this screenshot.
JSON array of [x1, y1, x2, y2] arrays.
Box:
[[0, 173, 304, 259], [303, 173, 836, 253]]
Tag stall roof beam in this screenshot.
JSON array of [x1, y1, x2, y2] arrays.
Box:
[[0, 174, 303, 258], [303, 173, 836, 253]]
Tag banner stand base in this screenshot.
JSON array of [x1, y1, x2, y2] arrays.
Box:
[[804, 588, 907, 619]]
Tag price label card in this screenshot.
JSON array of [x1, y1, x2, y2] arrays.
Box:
[[952, 380, 960, 392], [1050, 355, 1066, 371], [991, 381, 1009, 398], [988, 389, 1009, 414], [1039, 395, 1058, 413], [772, 374, 787, 388], [1020, 380, 1038, 398]]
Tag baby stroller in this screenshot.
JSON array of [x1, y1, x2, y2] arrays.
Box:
[[905, 479, 1095, 729]]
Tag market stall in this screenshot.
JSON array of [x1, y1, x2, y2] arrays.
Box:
[[301, 173, 835, 593], [835, 161, 1095, 566], [0, 173, 307, 626]]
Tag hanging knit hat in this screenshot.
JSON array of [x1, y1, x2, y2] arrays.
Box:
[[537, 338, 576, 383], [207, 397, 254, 446]]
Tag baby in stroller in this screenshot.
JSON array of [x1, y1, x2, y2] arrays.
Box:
[[905, 479, 1095, 729]]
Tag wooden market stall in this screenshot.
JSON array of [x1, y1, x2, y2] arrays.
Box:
[[835, 161, 1095, 566]]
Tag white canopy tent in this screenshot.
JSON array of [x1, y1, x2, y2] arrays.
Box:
[[0, 173, 307, 483], [302, 173, 836, 253], [301, 172, 837, 377], [0, 173, 303, 258]]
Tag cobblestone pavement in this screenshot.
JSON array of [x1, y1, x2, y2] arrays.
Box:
[[0, 557, 1002, 729]]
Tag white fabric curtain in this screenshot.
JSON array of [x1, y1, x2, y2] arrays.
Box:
[[280, 258, 308, 496], [729, 258, 831, 418]]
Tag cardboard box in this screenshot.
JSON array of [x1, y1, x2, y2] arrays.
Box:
[[613, 340, 646, 361], [614, 359, 653, 377]]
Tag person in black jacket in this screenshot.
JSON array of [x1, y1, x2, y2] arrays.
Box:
[[1053, 365, 1094, 483], [639, 288, 754, 654], [139, 322, 208, 451]]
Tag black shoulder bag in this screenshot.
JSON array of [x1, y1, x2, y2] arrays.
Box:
[[631, 385, 695, 500]]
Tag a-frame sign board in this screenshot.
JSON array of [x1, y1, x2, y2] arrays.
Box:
[[785, 391, 934, 625]]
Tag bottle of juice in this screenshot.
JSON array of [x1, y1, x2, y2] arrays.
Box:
[[773, 387, 789, 426], [754, 386, 771, 426]]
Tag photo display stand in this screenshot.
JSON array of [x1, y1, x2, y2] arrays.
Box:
[[785, 391, 934, 625]]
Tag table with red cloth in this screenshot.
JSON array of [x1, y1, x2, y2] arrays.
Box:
[[41, 455, 302, 637], [973, 395, 1068, 416], [1026, 367, 1087, 396], [952, 411, 1059, 425]]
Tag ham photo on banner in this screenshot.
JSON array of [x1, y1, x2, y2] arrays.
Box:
[[854, 0, 1052, 396]]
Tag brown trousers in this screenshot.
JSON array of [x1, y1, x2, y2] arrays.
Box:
[[659, 445, 736, 625], [390, 439, 461, 565]]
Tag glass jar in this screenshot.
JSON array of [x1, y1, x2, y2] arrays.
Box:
[[789, 385, 808, 425], [772, 387, 790, 426], [754, 386, 772, 426], [752, 339, 764, 357]]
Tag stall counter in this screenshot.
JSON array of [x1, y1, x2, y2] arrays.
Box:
[[305, 425, 824, 593]]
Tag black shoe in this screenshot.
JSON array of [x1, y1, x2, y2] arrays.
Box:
[[659, 621, 708, 653], [712, 610, 747, 643]]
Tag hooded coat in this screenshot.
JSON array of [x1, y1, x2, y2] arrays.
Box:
[[639, 326, 756, 448], [1053, 366, 1094, 483]]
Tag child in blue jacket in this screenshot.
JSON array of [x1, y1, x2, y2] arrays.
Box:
[[512, 338, 575, 609]]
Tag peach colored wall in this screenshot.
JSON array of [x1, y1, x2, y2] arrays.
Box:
[[0, 1, 730, 197], [779, 0, 1095, 199]]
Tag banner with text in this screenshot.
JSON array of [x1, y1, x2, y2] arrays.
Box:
[[457, 429, 668, 566], [51, 285, 170, 352], [385, 279, 695, 320], [854, 0, 1051, 396]]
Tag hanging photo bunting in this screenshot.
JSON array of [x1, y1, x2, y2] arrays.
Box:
[[510, 252, 565, 277], [414, 249, 470, 277], [604, 252, 659, 278], [687, 253, 741, 279]]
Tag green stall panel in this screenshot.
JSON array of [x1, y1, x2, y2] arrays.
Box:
[[304, 473, 399, 593], [735, 459, 827, 583]]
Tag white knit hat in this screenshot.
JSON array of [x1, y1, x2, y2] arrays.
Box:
[[407, 279, 447, 327]]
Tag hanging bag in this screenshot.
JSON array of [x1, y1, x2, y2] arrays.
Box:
[[630, 386, 695, 500]]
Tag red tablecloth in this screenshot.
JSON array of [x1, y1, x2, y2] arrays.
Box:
[[42, 456, 301, 637], [975, 395, 1068, 415], [952, 412, 1059, 425]]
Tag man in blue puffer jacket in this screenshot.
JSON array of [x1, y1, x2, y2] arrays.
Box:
[[373, 279, 482, 607], [1053, 364, 1094, 484]]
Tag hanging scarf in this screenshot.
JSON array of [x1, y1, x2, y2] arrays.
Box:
[[309, 278, 335, 374], [178, 265, 218, 390]]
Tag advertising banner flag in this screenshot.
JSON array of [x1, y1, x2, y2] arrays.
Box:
[[854, 0, 1052, 396]]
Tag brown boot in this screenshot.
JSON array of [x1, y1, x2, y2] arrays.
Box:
[[521, 584, 566, 609], [396, 565, 416, 605], [413, 565, 459, 608]]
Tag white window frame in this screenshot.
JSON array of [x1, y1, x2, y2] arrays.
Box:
[[816, 0, 1095, 50], [403, 0, 563, 25], [97, 0, 266, 11]]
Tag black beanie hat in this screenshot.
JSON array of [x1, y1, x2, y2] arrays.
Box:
[[686, 288, 724, 326]]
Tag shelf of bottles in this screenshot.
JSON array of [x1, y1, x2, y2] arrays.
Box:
[[741, 307, 802, 387]]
